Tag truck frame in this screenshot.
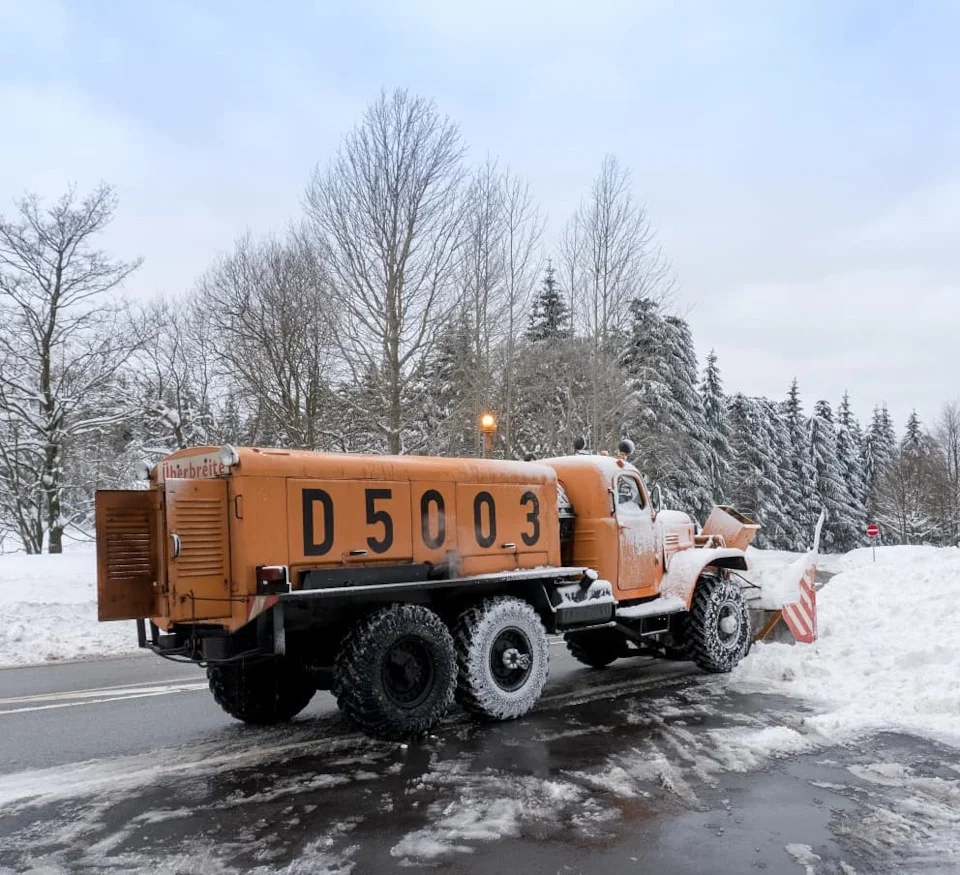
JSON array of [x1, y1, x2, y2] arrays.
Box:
[[96, 445, 774, 739]]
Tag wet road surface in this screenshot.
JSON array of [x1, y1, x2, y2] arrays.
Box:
[[1, 647, 958, 874]]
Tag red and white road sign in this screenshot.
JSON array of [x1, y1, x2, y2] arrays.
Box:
[[781, 563, 817, 644], [867, 523, 880, 538]]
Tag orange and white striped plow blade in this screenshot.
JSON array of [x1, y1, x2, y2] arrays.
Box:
[[754, 509, 825, 645], [781, 564, 817, 644]]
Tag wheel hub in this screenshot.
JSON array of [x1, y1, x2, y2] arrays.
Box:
[[489, 627, 534, 692], [382, 635, 435, 709], [501, 647, 531, 671], [716, 601, 743, 649]]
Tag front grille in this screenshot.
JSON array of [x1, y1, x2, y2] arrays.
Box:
[[175, 498, 225, 578], [104, 508, 152, 581]]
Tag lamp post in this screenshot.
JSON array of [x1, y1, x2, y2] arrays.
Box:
[[479, 412, 497, 458]]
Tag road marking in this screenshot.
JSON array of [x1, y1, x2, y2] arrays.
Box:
[[0, 676, 201, 706], [0, 680, 208, 716]]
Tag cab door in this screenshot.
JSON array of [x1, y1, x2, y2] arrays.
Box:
[[614, 473, 660, 598]]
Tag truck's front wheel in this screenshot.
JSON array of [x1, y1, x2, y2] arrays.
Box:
[[334, 604, 457, 739], [207, 657, 315, 725], [686, 576, 751, 673], [454, 597, 550, 721]]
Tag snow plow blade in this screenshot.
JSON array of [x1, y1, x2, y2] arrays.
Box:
[[750, 510, 826, 645]]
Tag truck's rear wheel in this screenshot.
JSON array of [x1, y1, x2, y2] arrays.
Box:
[[207, 657, 315, 725], [686, 576, 751, 673], [334, 604, 457, 739], [454, 597, 550, 721], [564, 629, 626, 668]]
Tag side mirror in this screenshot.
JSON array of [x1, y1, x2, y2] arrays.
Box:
[[651, 484, 663, 515]]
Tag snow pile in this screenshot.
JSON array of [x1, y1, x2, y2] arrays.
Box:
[[733, 545, 960, 746], [0, 545, 140, 667]]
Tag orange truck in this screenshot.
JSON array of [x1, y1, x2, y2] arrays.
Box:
[[96, 445, 799, 739]]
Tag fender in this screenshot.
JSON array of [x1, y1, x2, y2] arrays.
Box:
[[659, 547, 748, 608]]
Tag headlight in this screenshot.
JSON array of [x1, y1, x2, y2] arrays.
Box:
[[219, 444, 240, 467]]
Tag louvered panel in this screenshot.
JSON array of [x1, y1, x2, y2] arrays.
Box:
[[176, 497, 225, 578], [96, 490, 159, 620], [165, 477, 231, 621]]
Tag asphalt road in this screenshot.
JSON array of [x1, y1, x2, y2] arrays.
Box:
[[1, 647, 958, 874]]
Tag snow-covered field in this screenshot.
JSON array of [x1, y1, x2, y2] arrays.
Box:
[[0, 546, 140, 668]]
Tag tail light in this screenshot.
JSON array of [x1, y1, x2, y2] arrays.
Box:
[[256, 565, 289, 595]]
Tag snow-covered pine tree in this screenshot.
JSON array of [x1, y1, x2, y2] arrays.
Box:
[[699, 350, 732, 506], [526, 260, 571, 342], [781, 379, 820, 548], [726, 394, 785, 547], [902, 410, 923, 453], [863, 403, 898, 522], [659, 316, 713, 522], [756, 398, 794, 547], [836, 391, 867, 542], [810, 399, 861, 551], [620, 296, 667, 458], [418, 311, 481, 456]]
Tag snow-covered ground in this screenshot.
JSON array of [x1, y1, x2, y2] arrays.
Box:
[[735, 544, 960, 748], [0, 545, 140, 668]]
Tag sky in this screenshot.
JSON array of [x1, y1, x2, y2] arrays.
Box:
[[1, 0, 957, 431]]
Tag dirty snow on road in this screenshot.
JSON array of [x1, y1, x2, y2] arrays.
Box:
[[0, 545, 140, 667]]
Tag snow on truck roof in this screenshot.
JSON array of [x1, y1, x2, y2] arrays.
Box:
[[157, 445, 636, 486]]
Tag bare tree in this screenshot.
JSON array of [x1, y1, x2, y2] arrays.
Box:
[[0, 184, 141, 552], [304, 89, 467, 454], [560, 155, 673, 449], [129, 297, 220, 454], [562, 155, 672, 346], [498, 169, 544, 453], [196, 232, 337, 451], [934, 401, 960, 544], [461, 158, 506, 453]]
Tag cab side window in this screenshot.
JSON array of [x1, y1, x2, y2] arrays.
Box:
[[616, 476, 645, 510]]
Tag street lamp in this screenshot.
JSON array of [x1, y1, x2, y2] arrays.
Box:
[[479, 412, 497, 458]]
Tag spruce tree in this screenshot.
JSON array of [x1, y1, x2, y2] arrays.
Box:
[[836, 391, 867, 540], [620, 296, 671, 455], [660, 316, 713, 521], [810, 399, 861, 551], [726, 394, 785, 547], [700, 350, 732, 504], [782, 379, 820, 546], [526, 260, 571, 342], [863, 403, 898, 521], [902, 410, 923, 452]]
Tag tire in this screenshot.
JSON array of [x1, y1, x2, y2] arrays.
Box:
[[207, 657, 315, 725], [686, 575, 751, 673], [454, 597, 550, 721], [564, 629, 626, 669], [334, 604, 457, 740]]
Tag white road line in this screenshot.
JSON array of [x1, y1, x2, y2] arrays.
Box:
[[0, 676, 201, 707], [0, 682, 208, 716]]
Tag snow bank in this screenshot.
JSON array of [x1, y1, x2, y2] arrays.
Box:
[[0, 545, 140, 667], [734, 545, 960, 746]]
